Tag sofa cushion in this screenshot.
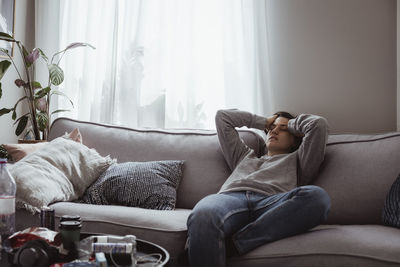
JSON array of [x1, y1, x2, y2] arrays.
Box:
[[3, 142, 48, 162], [228, 224, 400, 267], [81, 160, 184, 210], [4, 128, 82, 162], [314, 132, 400, 224], [47, 202, 191, 260], [10, 137, 115, 213]]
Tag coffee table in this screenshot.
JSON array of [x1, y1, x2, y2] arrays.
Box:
[[1, 233, 169, 266]]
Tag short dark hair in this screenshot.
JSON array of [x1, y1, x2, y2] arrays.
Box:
[[273, 111, 296, 120], [265, 111, 303, 152]]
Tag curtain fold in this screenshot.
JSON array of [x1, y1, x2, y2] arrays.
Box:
[[35, 0, 273, 130]]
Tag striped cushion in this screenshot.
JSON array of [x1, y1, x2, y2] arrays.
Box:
[[81, 160, 184, 210], [382, 174, 400, 227]]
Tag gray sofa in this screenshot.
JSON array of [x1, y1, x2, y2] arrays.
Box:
[[16, 117, 400, 266]]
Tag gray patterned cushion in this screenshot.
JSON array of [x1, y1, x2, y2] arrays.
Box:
[[81, 160, 184, 210], [382, 174, 400, 227]]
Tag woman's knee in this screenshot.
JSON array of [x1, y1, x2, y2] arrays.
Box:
[[187, 195, 224, 229], [300, 185, 331, 217]]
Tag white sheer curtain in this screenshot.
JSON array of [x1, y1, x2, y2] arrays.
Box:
[[36, 0, 273, 129]]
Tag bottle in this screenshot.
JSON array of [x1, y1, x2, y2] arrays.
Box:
[[77, 234, 137, 266], [0, 158, 16, 247]]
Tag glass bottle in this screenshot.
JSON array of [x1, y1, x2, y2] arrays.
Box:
[[0, 158, 16, 247]]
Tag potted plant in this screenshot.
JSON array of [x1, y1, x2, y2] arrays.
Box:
[[0, 32, 94, 141]]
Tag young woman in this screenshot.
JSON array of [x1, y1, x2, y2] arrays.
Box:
[[187, 109, 331, 267]]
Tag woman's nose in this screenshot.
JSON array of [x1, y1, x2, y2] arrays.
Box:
[[271, 126, 279, 134]]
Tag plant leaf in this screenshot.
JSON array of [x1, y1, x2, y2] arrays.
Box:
[[12, 109, 16, 120], [26, 48, 40, 64], [15, 115, 28, 136], [36, 112, 48, 131], [48, 64, 64, 86], [0, 108, 12, 116], [51, 109, 70, 115], [37, 48, 48, 62], [0, 32, 15, 42], [31, 81, 42, 89], [13, 96, 28, 110], [34, 86, 51, 99], [20, 43, 29, 58], [0, 83, 2, 98], [15, 79, 26, 87], [36, 97, 47, 112], [0, 60, 11, 80], [13, 112, 30, 125], [51, 90, 74, 108], [65, 42, 96, 50]]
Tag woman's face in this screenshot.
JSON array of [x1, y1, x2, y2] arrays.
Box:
[[266, 117, 295, 156]]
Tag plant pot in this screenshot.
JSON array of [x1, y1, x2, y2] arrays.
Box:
[[18, 139, 47, 144]]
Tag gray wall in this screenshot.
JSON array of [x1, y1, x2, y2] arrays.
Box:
[[267, 0, 397, 134], [0, 0, 35, 143]]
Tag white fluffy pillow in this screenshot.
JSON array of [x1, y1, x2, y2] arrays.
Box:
[[10, 137, 115, 213]]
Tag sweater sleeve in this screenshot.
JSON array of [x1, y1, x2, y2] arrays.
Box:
[[288, 114, 329, 185], [215, 109, 267, 171]]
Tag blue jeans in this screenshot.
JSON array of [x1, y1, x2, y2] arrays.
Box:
[[186, 185, 331, 267]]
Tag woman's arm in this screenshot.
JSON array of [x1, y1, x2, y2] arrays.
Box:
[[288, 114, 329, 185], [215, 109, 268, 171]]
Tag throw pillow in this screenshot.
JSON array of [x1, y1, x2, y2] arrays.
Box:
[[63, 128, 83, 143], [9, 137, 115, 213], [3, 128, 82, 162], [3, 142, 48, 162], [382, 173, 400, 227], [81, 160, 185, 210]]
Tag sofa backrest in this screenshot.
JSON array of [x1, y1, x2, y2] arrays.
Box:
[[314, 132, 400, 225], [49, 117, 266, 209]]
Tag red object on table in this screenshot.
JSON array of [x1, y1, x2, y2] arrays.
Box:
[[8, 226, 62, 248]]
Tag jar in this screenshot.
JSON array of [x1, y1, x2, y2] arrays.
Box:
[[59, 220, 82, 250], [60, 215, 81, 223]]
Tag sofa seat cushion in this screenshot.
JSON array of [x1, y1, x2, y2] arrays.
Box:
[[49, 202, 191, 259], [228, 224, 400, 267]]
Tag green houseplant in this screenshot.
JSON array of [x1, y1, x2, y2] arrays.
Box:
[[0, 32, 94, 140]]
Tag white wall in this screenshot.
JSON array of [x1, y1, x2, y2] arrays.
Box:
[[0, 0, 34, 143], [267, 0, 397, 134]]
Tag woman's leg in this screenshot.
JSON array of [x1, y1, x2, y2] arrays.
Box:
[[186, 192, 250, 267], [232, 185, 331, 254]]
